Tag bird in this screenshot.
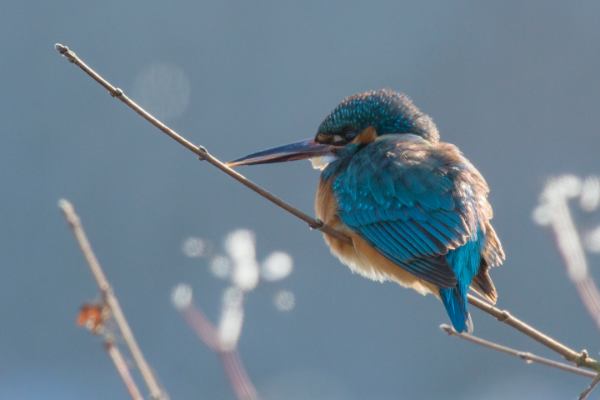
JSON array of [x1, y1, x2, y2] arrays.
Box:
[[227, 89, 504, 333]]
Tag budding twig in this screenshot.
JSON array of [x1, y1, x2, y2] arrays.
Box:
[[579, 373, 600, 400], [466, 296, 598, 371], [54, 44, 348, 245], [54, 44, 600, 379], [104, 336, 145, 400], [59, 199, 168, 400], [440, 324, 595, 378]]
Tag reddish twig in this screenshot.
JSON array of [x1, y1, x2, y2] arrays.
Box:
[[440, 324, 595, 378], [54, 43, 349, 246], [220, 351, 259, 400], [534, 176, 600, 331], [59, 199, 168, 400], [177, 301, 259, 400], [532, 176, 600, 398], [467, 296, 597, 370], [104, 337, 145, 400], [579, 373, 600, 400]]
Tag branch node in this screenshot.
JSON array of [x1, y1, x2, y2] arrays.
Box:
[[54, 43, 76, 62], [101, 286, 113, 301], [54, 43, 69, 55], [197, 146, 208, 161], [309, 218, 324, 230], [103, 335, 114, 349], [497, 310, 511, 322], [439, 324, 456, 337], [60, 200, 166, 399], [576, 350, 590, 367], [110, 88, 124, 98], [58, 199, 79, 228], [517, 352, 531, 361]]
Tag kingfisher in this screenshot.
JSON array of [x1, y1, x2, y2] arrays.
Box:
[[227, 89, 504, 333]]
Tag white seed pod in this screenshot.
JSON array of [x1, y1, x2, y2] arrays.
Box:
[[171, 284, 193, 310], [261, 252, 293, 281]]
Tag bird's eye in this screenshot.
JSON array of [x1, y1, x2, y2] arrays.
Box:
[[331, 132, 357, 145], [344, 132, 357, 142], [332, 135, 344, 144]]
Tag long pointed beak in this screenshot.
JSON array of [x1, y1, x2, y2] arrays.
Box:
[[226, 138, 335, 167]]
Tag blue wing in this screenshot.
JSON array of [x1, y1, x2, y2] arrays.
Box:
[[330, 135, 493, 290]]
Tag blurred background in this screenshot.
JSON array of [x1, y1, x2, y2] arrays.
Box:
[[2, 1, 600, 399]]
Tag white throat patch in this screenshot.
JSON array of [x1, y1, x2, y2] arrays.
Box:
[[310, 155, 337, 170]]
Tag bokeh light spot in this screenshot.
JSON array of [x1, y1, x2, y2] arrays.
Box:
[[171, 284, 193, 310], [273, 290, 295, 312], [580, 177, 600, 212], [132, 62, 191, 121], [261, 252, 293, 281], [225, 229, 260, 291], [222, 286, 244, 308], [210, 255, 232, 279], [585, 227, 600, 253], [182, 237, 209, 258]]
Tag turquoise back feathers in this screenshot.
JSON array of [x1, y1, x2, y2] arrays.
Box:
[[228, 88, 505, 333], [317, 90, 504, 333]]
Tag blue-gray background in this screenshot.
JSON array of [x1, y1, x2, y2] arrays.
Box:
[[2, 1, 600, 399]]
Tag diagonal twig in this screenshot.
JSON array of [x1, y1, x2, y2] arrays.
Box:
[[54, 44, 600, 375], [104, 336, 145, 400], [467, 296, 598, 371], [533, 176, 600, 398], [175, 297, 259, 400], [440, 324, 595, 378], [59, 199, 168, 400], [578, 373, 600, 400], [54, 43, 349, 246], [534, 176, 600, 332]]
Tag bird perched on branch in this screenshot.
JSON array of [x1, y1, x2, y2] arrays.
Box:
[[228, 89, 504, 333]]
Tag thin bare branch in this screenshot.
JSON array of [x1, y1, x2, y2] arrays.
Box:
[[533, 176, 600, 332], [576, 277, 600, 328], [59, 199, 167, 400], [104, 336, 145, 400], [533, 177, 600, 398], [181, 303, 221, 352], [440, 324, 595, 378], [55, 44, 600, 375], [176, 299, 259, 400], [220, 351, 259, 400], [579, 373, 600, 400], [54, 43, 349, 246], [467, 295, 598, 371]]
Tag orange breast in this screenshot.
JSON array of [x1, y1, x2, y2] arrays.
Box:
[[315, 178, 439, 297]]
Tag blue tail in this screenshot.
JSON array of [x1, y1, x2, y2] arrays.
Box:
[[441, 229, 482, 334], [440, 286, 473, 333]]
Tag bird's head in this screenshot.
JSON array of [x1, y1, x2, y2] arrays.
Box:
[[227, 89, 438, 168]]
